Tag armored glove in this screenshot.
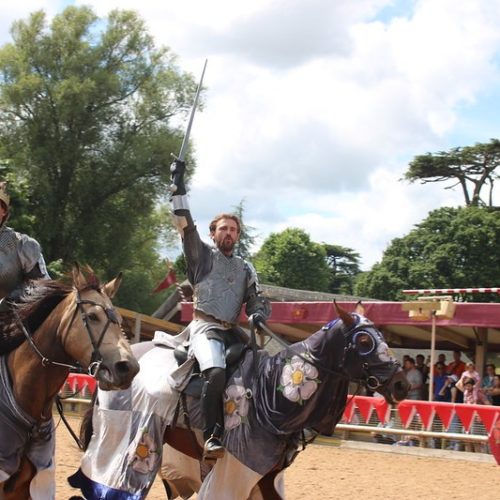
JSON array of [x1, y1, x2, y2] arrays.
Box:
[[170, 159, 187, 196], [249, 312, 266, 328]]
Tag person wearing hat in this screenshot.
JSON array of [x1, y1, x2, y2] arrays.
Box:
[[0, 181, 50, 311]]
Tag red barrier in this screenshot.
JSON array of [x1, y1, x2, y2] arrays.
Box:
[[65, 373, 97, 394], [342, 396, 500, 436]]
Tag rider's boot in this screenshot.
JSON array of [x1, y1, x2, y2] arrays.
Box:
[[201, 367, 226, 461]]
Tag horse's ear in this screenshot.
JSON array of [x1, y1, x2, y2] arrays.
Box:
[[354, 301, 365, 316], [333, 300, 355, 329], [102, 272, 122, 299], [72, 262, 87, 289]]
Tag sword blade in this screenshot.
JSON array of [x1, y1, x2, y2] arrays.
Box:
[[177, 59, 208, 162]]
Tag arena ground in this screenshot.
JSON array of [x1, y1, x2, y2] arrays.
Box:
[[56, 417, 498, 499]]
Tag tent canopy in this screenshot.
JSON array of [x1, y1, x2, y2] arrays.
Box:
[[178, 301, 500, 352]]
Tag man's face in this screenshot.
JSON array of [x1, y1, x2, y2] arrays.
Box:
[[211, 218, 240, 255]]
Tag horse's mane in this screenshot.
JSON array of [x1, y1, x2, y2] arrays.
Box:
[[0, 275, 101, 356]]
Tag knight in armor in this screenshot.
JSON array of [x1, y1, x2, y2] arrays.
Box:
[[0, 181, 51, 312], [170, 159, 271, 461]]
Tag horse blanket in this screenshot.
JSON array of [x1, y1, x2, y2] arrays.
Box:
[[69, 325, 349, 499], [0, 355, 55, 499]]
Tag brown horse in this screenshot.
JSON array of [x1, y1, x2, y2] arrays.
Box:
[[0, 264, 140, 499]]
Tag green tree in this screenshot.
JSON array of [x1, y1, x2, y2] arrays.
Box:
[[405, 139, 500, 207], [323, 243, 361, 294], [355, 207, 500, 301], [232, 199, 256, 260], [253, 228, 330, 291], [0, 6, 199, 310]]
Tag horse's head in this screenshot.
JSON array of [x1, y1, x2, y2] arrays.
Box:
[[58, 264, 140, 390], [335, 302, 409, 404]]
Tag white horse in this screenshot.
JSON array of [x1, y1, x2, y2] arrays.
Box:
[[70, 303, 409, 499]]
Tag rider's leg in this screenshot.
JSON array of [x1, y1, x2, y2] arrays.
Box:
[[190, 334, 227, 459], [201, 366, 226, 457]]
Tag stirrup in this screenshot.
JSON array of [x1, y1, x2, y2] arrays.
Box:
[[203, 436, 225, 462]]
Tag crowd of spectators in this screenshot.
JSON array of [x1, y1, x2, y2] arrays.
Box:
[[401, 350, 500, 406]]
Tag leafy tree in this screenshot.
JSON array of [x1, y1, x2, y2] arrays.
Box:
[[404, 139, 500, 207], [0, 6, 199, 310], [355, 207, 500, 301], [232, 199, 256, 260], [253, 228, 330, 291], [323, 243, 361, 294]]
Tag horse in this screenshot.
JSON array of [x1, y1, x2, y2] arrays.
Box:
[[0, 264, 140, 499], [71, 302, 409, 499]]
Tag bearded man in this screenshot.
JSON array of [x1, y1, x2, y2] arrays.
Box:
[[169, 159, 271, 461]]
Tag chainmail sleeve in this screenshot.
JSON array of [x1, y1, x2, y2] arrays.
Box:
[[182, 225, 213, 285], [18, 235, 50, 280], [244, 262, 271, 319]]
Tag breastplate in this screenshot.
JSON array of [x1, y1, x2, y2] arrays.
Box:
[[0, 227, 23, 297], [194, 250, 248, 324]]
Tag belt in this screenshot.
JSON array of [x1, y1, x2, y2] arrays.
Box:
[[193, 310, 236, 329]]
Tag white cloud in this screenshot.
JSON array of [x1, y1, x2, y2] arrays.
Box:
[[2, 0, 500, 270]]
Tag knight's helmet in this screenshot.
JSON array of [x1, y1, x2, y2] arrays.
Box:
[[0, 181, 10, 227]]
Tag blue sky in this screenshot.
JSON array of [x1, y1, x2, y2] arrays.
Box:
[[1, 0, 500, 270]]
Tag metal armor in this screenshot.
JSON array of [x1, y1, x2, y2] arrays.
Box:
[[0, 226, 49, 299], [194, 249, 252, 324]]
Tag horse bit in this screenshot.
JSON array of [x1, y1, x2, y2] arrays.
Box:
[[14, 288, 120, 377]]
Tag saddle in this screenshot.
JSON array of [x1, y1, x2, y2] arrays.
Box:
[[173, 342, 248, 398]]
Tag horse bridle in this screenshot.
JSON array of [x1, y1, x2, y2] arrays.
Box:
[[15, 288, 120, 376], [344, 326, 401, 393]]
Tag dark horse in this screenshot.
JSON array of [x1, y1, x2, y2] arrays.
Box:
[[72, 302, 409, 499], [0, 264, 140, 499]]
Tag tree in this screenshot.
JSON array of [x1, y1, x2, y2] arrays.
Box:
[[355, 207, 500, 301], [323, 243, 361, 294], [253, 228, 330, 291], [0, 6, 198, 307], [404, 139, 500, 207], [232, 199, 257, 260]]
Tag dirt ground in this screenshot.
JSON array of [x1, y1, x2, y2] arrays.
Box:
[[56, 417, 498, 500]]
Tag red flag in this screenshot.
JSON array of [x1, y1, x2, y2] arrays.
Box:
[[152, 269, 177, 293]]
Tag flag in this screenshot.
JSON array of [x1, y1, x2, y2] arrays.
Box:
[[152, 269, 177, 293]]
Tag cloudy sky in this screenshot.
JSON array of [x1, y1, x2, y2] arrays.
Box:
[[2, 0, 500, 270]]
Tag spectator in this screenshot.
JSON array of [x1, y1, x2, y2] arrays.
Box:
[[459, 378, 488, 452], [459, 377, 487, 405], [444, 374, 463, 451], [447, 350, 466, 378], [431, 353, 447, 377], [481, 364, 496, 403], [416, 353, 429, 399], [456, 362, 483, 402], [416, 354, 429, 380], [433, 362, 451, 401], [404, 357, 424, 400], [487, 375, 500, 406]]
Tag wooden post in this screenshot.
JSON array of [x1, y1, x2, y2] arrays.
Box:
[[428, 312, 436, 402], [134, 314, 142, 344], [475, 328, 488, 374]]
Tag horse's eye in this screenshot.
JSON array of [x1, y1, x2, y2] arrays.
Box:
[[353, 332, 375, 355], [88, 312, 99, 321]]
